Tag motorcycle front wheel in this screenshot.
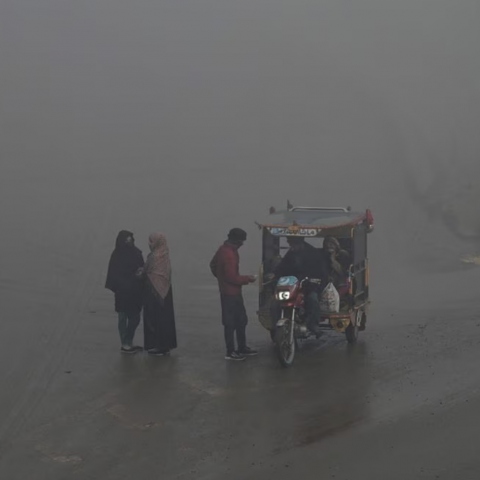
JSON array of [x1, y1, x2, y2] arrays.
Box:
[[274, 320, 296, 367]]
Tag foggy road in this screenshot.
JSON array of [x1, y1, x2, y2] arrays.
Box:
[[1, 0, 480, 478]]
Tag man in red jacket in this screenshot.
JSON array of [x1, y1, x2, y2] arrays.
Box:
[[210, 228, 258, 361]]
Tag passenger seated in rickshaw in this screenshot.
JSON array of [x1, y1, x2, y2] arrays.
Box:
[[322, 236, 351, 296], [272, 237, 328, 334]]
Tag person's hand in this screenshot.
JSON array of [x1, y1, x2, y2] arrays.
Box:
[[248, 275, 257, 283]]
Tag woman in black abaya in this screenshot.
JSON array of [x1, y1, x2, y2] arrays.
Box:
[[105, 230, 144, 353]]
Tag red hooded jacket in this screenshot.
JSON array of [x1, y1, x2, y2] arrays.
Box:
[[210, 242, 250, 296]]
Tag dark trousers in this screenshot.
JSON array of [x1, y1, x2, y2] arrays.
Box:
[[221, 294, 248, 354], [118, 311, 141, 346]]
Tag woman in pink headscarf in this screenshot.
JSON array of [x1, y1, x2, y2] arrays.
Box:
[[142, 233, 177, 356]]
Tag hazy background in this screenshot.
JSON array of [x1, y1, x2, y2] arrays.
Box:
[[1, 0, 480, 456]]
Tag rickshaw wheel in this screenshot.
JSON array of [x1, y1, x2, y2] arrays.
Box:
[[346, 310, 362, 344], [345, 324, 358, 344], [359, 312, 367, 331]]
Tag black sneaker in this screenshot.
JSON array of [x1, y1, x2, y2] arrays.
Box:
[[132, 345, 144, 352], [225, 351, 246, 361], [308, 326, 323, 339], [238, 347, 258, 356]]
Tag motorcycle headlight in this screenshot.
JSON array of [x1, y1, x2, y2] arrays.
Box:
[[277, 291, 291, 300]]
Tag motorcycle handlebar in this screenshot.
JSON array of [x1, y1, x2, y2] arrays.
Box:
[[263, 276, 323, 287]]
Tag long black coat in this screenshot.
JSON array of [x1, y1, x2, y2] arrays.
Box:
[[105, 231, 145, 313]]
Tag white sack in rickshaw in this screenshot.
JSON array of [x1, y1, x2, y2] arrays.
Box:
[[319, 282, 340, 313]]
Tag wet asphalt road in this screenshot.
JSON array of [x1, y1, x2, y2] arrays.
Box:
[[2, 0, 480, 478], [1, 273, 480, 479]]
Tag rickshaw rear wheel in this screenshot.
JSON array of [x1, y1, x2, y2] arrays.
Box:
[[345, 323, 358, 344], [346, 310, 363, 344], [359, 312, 367, 331]]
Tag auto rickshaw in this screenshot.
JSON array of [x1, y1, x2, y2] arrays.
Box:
[[256, 203, 373, 367]]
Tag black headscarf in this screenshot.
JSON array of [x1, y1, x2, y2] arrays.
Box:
[[105, 230, 144, 294], [115, 230, 133, 250]]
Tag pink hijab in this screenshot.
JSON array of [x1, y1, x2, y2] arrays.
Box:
[[145, 233, 171, 299]]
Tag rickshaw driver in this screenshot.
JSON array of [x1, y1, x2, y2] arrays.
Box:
[[271, 237, 328, 334]]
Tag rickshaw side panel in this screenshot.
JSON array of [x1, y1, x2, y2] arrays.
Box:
[[352, 223, 369, 307], [258, 229, 279, 331]]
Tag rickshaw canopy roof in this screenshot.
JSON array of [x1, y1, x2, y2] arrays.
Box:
[[257, 207, 367, 237]]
